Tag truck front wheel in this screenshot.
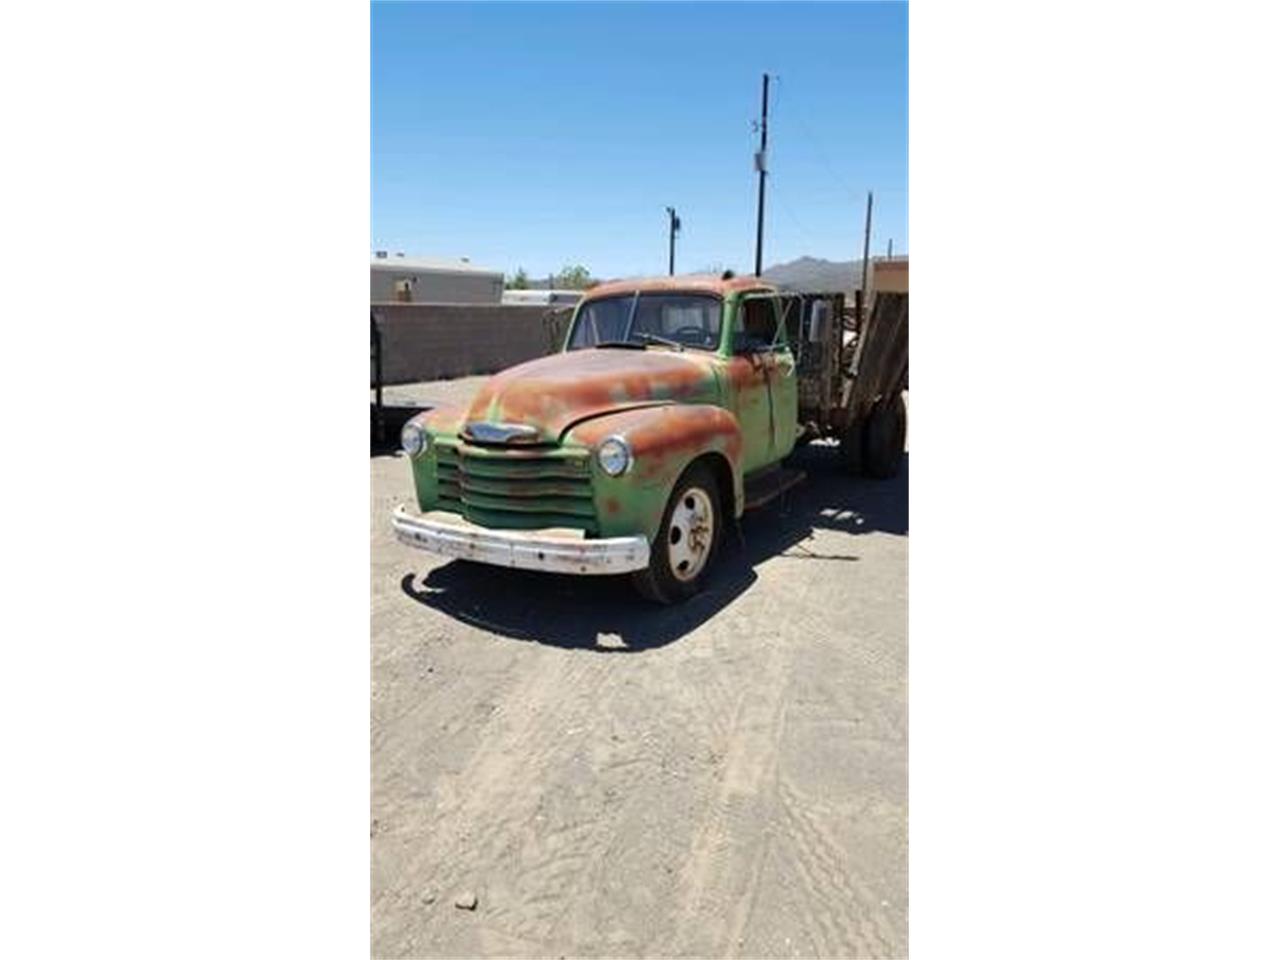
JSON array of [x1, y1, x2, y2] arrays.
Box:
[[632, 462, 722, 604]]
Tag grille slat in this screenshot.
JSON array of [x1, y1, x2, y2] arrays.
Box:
[[459, 461, 585, 482], [460, 489, 596, 518], [457, 474, 593, 500]]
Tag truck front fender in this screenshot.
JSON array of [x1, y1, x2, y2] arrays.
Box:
[[565, 404, 745, 542]]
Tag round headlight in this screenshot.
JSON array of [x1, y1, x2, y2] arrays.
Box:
[[400, 422, 431, 458], [597, 436, 633, 477]]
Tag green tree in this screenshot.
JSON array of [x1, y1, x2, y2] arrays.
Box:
[[506, 267, 530, 290], [555, 264, 592, 290]]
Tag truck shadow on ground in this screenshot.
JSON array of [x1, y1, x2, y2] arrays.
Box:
[[399, 444, 906, 652]]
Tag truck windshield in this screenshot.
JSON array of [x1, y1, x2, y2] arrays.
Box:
[[567, 293, 722, 352]]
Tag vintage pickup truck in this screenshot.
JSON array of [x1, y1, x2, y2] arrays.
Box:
[[392, 272, 907, 603]]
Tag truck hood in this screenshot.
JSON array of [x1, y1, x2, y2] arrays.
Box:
[[464, 348, 721, 442]]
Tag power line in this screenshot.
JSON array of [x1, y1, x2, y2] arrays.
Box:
[[773, 75, 867, 207], [771, 183, 833, 260], [756, 76, 850, 263]]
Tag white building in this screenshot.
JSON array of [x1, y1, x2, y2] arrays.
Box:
[[371, 252, 504, 304], [501, 288, 583, 308]]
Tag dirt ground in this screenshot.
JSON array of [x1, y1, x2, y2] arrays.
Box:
[[371, 377, 908, 958]]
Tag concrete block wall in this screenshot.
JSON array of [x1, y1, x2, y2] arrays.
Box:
[[372, 302, 574, 385]]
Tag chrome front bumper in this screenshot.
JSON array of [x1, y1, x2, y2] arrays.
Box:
[[391, 506, 650, 575]]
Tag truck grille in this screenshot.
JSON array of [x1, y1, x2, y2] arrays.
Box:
[[435, 442, 598, 534]]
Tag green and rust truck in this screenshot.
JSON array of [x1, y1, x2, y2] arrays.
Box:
[[392, 273, 907, 603]]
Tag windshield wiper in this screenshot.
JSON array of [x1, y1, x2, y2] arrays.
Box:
[[594, 340, 646, 350], [633, 331, 684, 351]]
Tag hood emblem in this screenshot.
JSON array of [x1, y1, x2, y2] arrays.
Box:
[[463, 421, 542, 444]]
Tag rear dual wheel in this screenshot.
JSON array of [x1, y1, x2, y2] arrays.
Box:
[[632, 462, 722, 605], [841, 392, 906, 479], [864, 393, 907, 478], [840, 417, 866, 474]]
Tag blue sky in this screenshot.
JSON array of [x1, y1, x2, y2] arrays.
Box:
[[371, 1, 906, 279]]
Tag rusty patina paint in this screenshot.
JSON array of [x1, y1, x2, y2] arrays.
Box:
[[404, 277, 792, 543], [566, 404, 744, 541], [415, 404, 467, 436], [581, 273, 774, 303], [463, 349, 721, 443]]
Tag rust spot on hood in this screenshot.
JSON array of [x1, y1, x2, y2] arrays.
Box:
[[415, 404, 467, 436], [465, 349, 720, 441]]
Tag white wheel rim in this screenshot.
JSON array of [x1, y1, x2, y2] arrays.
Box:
[[667, 486, 714, 582]]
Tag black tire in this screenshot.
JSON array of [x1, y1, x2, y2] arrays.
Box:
[[632, 461, 723, 605], [863, 393, 907, 479], [840, 416, 866, 475]]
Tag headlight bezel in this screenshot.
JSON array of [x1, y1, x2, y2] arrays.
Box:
[[596, 435, 633, 477], [400, 422, 432, 458]]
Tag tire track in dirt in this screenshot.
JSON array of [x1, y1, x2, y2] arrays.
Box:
[[450, 649, 725, 952], [374, 642, 692, 955], [488, 700, 684, 946], [373, 649, 618, 952], [775, 779, 899, 958], [663, 628, 793, 958]]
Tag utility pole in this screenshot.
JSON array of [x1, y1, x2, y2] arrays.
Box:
[[666, 206, 681, 275], [753, 73, 770, 276], [859, 191, 873, 302]]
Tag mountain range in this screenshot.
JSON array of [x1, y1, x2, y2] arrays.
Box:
[[761, 256, 869, 295]]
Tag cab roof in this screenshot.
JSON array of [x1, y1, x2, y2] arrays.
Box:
[[580, 273, 777, 302]]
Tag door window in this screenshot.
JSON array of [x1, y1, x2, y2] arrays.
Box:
[[733, 297, 784, 353]]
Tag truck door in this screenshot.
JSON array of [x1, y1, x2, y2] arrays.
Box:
[[729, 293, 799, 470], [760, 294, 799, 461]]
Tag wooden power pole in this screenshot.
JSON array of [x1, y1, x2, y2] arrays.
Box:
[[860, 191, 873, 305], [666, 206, 680, 275], [753, 73, 770, 276]]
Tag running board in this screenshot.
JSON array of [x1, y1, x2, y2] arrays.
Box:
[[742, 467, 807, 511]]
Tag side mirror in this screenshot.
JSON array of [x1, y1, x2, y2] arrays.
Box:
[[808, 301, 830, 343]]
